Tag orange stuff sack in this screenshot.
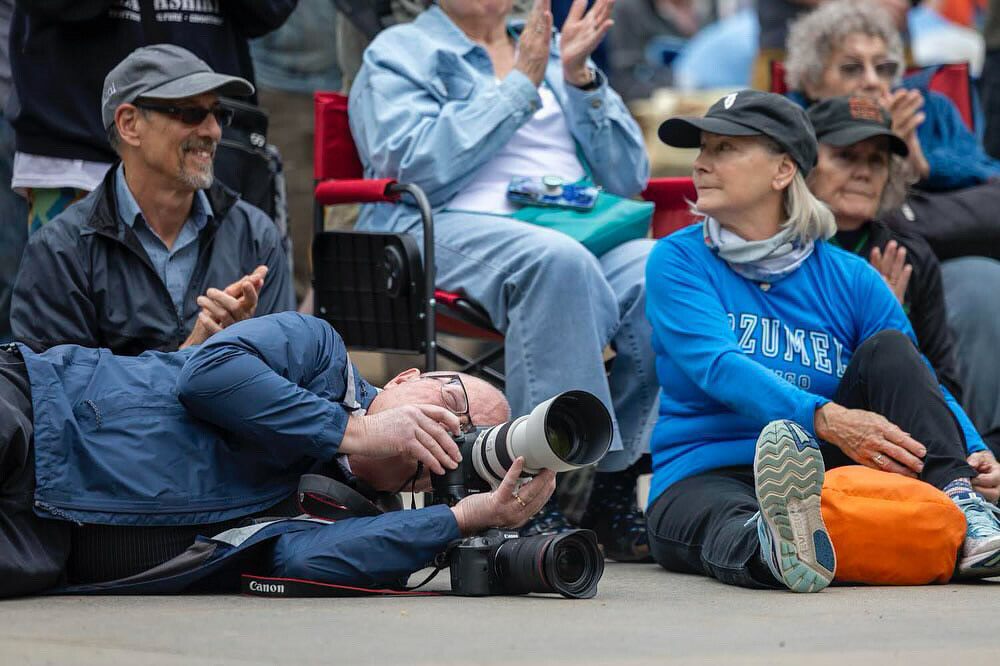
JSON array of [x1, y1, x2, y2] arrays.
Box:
[[820, 466, 966, 585]]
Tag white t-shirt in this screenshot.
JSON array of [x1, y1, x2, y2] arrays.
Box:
[[12, 152, 112, 193], [447, 81, 586, 214]]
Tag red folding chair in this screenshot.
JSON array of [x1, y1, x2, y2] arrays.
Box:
[[311, 92, 699, 383], [311, 92, 504, 384], [768, 60, 976, 132], [642, 178, 698, 238]]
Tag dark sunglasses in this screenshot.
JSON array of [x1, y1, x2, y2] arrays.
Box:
[[837, 61, 900, 81], [133, 100, 234, 127]]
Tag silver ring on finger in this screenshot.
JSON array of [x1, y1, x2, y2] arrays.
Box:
[[513, 491, 527, 508], [874, 453, 886, 466]]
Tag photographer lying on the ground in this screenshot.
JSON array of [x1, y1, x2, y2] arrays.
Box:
[[0, 312, 555, 598]]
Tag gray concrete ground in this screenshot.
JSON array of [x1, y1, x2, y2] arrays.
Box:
[[2, 563, 999, 665]]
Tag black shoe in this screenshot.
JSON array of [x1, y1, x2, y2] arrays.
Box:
[[580, 468, 653, 563], [519, 496, 576, 537]]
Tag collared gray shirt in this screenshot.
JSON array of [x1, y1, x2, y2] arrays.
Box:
[[115, 164, 211, 318]]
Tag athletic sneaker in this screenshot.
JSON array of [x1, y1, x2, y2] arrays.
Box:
[[753, 420, 836, 593], [953, 492, 1000, 578]]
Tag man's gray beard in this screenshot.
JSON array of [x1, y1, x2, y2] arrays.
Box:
[[178, 164, 214, 190]]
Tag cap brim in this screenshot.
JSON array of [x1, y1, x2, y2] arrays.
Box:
[[657, 116, 762, 147], [141, 71, 255, 100], [819, 126, 909, 157]]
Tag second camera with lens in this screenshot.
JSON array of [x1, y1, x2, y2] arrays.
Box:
[[447, 528, 604, 599], [431, 389, 613, 599]]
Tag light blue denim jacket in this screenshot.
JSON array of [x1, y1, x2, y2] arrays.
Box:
[[348, 5, 650, 231]]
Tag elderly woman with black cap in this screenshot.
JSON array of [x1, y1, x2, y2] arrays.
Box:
[[807, 95, 1000, 503], [804, 96, 967, 407], [645, 90, 1000, 593]]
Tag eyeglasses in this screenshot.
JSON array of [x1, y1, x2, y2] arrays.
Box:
[[837, 60, 900, 81], [133, 100, 234, 127], [421, 372, 473, 432]]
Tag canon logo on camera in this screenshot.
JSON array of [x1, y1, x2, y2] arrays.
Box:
[[248, 580, 284, 594]]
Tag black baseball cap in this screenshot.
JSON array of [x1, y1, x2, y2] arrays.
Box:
[[658, 89, 818, 175], [807, 96, 909, 157]]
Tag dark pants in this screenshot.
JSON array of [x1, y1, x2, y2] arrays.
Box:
[[0, 348, 71, 597], [647, 330, 976, 589]]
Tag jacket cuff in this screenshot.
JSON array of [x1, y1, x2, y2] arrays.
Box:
[[563, 68, 610, 126], [795, 395, 830, 440], [498, 69, 543, 118], [313, 404, 350, 460]]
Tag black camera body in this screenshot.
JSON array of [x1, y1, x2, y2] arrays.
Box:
[[431, 429, 491, 506], [448, 529, 520, 596], [447, 528, 604, 599]]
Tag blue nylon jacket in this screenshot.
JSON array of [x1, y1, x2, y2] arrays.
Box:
[[19, 313, 378, 527], [348, 5, 650, 232]]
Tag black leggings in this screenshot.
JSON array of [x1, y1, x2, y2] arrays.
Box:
[[647, 330, 976, 589]]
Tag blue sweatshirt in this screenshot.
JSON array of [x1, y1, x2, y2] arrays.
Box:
[[645, 224, 984, 504]]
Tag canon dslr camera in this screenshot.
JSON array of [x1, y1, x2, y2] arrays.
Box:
[[432, 390, 612, 599]]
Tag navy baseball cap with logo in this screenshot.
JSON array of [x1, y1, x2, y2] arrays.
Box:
[[658, 89, 818, 175], [807, 95, 909, 157], [101, 44, 254, 129]]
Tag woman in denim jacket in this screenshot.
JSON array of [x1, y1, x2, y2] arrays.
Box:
[[349, 0, 656, 560]]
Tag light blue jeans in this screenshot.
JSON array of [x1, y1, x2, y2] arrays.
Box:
[[376, 210, 658, 472], [941, 256, 1000, 453]]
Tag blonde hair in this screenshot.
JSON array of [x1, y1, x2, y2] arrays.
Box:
[[783, 171, 837, 242]]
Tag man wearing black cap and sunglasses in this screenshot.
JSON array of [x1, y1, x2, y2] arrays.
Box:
[[11, 45, 295, 356]]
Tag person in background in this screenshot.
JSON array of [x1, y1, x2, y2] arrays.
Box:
[[805, 95, 964, 410], [608, 0, 708, 102], [11, 46, 295, 355], [752, 0, 911, 90], [349, 0, 658, 561], [251, 0, 343, 307], [785, 0, 1000, 456], [7, 0, 296, 232], [981, 0, 1000, 158], [0, 0, 27, 343]]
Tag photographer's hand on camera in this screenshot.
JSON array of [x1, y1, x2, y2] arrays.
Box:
[[340, 405, 464, 476], [451, 457, 557, 535]]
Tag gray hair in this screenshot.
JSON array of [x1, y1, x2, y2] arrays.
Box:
[[105, 106, 150, 157], [876, 155, 914, 218], [785, 0, 904, 94]]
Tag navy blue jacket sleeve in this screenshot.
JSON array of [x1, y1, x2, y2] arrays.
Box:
[[176, 312, 377, 462], [269, 505, 462, 588]]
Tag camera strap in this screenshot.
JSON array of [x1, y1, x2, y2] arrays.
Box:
[[296, 473, 385, 522], [241, 573, 444, 598], [241, 542, 457, 598]]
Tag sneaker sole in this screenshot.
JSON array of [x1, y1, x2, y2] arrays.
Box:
[[754, 420, 836, 593], [958, 543, 1000, 579]]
